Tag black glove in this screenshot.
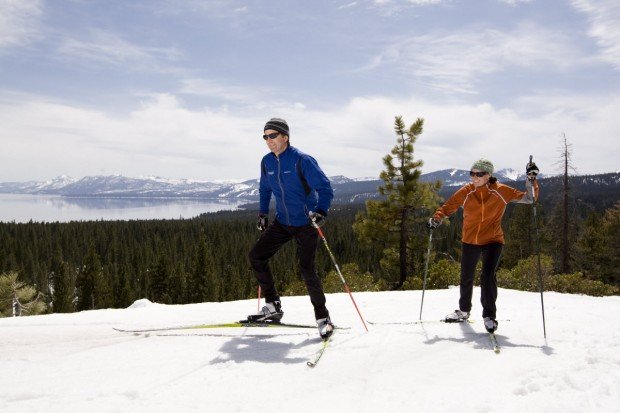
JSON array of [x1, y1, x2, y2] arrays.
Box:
[[308, 210, 326, 227], [526, 162, 539, 181], [257, 214, 268, 232], [426, 217, 441, 229]]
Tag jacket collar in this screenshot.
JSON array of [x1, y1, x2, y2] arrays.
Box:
[[269, 144, 292, 159]]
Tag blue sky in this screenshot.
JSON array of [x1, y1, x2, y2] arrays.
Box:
[[1, 0, 618, 182]]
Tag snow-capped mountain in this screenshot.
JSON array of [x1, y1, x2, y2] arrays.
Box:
[[0, 175, 252, 198], [1, 171, 617, 207]]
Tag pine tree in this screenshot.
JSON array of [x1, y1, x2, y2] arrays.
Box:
[[76, 245, 110, 310], [578, 202, 620, 285], [0, 271, 47, 317], [502, 204, 535, 268], [150, 251, 171, 304], [188, 230, 218, 303], [353, 116, 440, 288], [552, 134, 578, 272], [51, 255, 75, 313]]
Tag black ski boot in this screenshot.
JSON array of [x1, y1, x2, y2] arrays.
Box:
[[247, 300, 283, 322], [317, 317, 334, 340], [444, 309, 470, 323], [484, 317, 498, 333]]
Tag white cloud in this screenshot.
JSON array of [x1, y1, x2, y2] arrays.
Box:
[[180, 78, 271, 104], [571, 0, 620, 69], [0, 0, 42, 50], [1, 89, 617, 182], [498, 0, 533, 5], [338, 2, 359, 10], [57, 29, 182, 71], [373, 0, 442, 5], [367, 24, 584, 93]]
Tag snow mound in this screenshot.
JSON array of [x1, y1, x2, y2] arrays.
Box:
[[127, 298, 154, 308]]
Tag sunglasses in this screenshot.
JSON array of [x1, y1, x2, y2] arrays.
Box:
[[469, 171, 488, 177], [262, 132, 281, 140]]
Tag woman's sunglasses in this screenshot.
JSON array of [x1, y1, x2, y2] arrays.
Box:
[[469, 171, 488, 177]]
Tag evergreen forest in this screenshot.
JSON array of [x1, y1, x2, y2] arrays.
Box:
[[0, 191, 618, 316]]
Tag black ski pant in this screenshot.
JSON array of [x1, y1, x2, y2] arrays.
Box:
[[248, 219, 329, 320], [459, 242, 503, 319]]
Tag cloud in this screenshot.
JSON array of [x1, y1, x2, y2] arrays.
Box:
[[57, 29, 182, 71], [0, 0, 43, 50], [373, 0, 443, 5], [571, 0, 620, 69], [365, 23, 584, 93], [151, 0, 251, 20], [338, 2, 359, 10], [1, 89, 617, 182], [0, 92, 267, 181], [179, 78, 271, 104], [498, 0, 533, 5]]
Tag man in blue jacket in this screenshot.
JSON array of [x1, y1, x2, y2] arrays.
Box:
[[247, 118, 335, 339]]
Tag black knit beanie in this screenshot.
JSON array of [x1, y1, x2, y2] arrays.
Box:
[[264, 118, 289, 137]]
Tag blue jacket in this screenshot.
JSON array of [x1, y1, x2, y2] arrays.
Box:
[[259, 146, 334, 227]]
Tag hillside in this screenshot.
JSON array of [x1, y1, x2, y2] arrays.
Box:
[[1, 289, 618, 413]]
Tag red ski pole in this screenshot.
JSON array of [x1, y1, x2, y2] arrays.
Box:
[[311, 219, 369, 332], [257, 285, 261, 311]]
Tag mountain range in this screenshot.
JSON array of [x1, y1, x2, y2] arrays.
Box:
[[0, 168, 531, 200], [1, 169, 618, 211]]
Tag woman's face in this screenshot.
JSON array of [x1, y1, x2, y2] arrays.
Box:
[[470, 169, 491, 187]]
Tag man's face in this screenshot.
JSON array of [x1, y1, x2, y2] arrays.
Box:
[[263, 129, 289, 155]]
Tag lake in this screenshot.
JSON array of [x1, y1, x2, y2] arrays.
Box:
[[0, 194, 248, 223]]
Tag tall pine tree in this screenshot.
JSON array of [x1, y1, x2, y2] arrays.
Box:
[[51, 254, 75, 313], [353, 116, 440, 288]]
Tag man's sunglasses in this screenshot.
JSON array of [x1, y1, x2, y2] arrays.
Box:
[[469, 171, 488, 177], [262, 132, 281, 140]]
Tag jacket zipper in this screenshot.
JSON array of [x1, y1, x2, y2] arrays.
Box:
[[276, 156, 290, 225], [475, 191, 485, 244]]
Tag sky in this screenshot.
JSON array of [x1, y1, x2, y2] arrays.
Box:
[[1, 0, 619, 182]]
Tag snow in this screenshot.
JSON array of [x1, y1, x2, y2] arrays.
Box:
[[1, 288, 618, 413], [127, 299, 156, 309], [497, 168, 522, 181]]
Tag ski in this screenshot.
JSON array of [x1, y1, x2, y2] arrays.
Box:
[[367, 319, 474, 326], [155, 331, 313, 338], [114, 320, 349, 334], [307, 334, 333, 368], [488, 333, 500, 353]]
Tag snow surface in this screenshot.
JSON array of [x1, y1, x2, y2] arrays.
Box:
[[1, 288, 618, 413]]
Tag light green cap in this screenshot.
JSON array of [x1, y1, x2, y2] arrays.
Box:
[[471, 159, 494, 174]]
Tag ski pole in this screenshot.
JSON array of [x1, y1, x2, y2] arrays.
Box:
[[529, 155, 547, 338], [257, 285, 261, 311], [419, 228, 433, 320], [311, 219, 369, 332]]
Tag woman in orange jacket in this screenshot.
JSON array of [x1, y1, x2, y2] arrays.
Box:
[[427, 158, 539, 333]]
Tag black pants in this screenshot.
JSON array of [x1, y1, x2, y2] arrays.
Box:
[[248, 219, 329, 320], [459, 242, 503, 319]]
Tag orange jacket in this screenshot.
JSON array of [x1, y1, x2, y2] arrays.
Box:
[[433, 180, 539, 245]]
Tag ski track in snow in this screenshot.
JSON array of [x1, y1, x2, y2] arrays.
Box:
[[1, 288, 619, 413]]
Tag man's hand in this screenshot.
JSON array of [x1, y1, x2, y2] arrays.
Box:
[[308, 210, 326, 227], [257, 214, 268, 232]]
